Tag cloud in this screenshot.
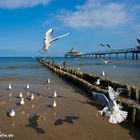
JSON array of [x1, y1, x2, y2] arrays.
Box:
[[0, 0, 50, 9], [58, 0, 129, 29]]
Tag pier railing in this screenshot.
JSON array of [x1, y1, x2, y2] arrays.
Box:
[[77, 47, 140, 60]]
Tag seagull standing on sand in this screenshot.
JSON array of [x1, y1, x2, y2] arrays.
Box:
[[9, 92, 12, 97], [8, 84, 12, 90], [27, 91, 30, 96], [39, 28, 69, 53], [98, 58, 112, 64], [19, 92, 23, 98], [101, 71, 105, 76], [53, 91, 57, 97], [29, 93, 34, 100], [20, 98, 25, 105], [53, 100, 57, 108], [8, 109, 15, 117], [92, 86, 128, 124], [98, 43, 111, 48], [47, 78, 51, 84]]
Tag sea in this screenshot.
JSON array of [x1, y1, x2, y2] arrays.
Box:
[[0, 57, 140, 88]]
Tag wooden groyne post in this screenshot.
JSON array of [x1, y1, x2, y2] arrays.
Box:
[[38, 58, 140, 128]]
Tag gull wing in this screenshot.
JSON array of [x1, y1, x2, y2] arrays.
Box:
[[49, 33, 69, 44], [98, 58, 106, 63], [98, 43, 104, 46], [106, 44, 111, 48], [92, 92, 109, 106], [108, 86, 119, 101], [136, 38, 140, 44], [116, 88, 128, 95], [45, 28, 53, 41], [107, 60, 112, 63]]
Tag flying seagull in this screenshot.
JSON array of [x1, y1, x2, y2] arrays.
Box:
[[98, 58, 112, 64], [99, 43, 111, 48], [39, 28, 69, 53], [136, 38, 140, 44], [92, 86, 128, 124]]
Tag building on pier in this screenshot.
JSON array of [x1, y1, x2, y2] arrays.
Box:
[[65, 48, 82, 58]]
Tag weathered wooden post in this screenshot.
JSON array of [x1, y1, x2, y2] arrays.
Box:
[[135, 107, 140, 128]]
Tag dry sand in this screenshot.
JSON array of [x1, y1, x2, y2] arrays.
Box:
[[0, 80, 140, 140]]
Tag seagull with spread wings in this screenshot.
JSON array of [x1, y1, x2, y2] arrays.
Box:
[[98, 43, 111, 48], [98, 58, 112, 64], [39, 28, 69, 53], [92, 86, 128, 124]]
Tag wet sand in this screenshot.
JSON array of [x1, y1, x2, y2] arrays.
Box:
[[0, 78, 140, 140]]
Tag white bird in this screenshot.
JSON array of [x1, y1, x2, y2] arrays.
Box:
[[8, 109, 16, 117], [19, 92, 23, 98], [39, 28, 69, 52], [19, 98, 25, 105], [30, 93, 34, 100], [101, 70, 105, 76], [92, 86, 128, 124], [95, 79, 100, 85], [47, 78, 51, 84], [8, 84, 12, 90], [27, 91, 30, 96], [98, 58, 112, 64], [9, 92, 12, 97], [53, 91, 57, 97], [53, 100, 57, 108], [26, 84, 30, 89], [77, 67, 80, 71]]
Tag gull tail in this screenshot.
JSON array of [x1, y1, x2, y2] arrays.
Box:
[[108, 110, 128, 124]]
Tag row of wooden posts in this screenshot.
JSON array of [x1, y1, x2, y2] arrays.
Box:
[[38, 58, 140, 128]]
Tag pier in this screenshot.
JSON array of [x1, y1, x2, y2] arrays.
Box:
[[78, 46, 140, 60], [38, 58, 140, 128]]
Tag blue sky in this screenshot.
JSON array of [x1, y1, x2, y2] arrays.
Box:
[[0, 0, 140, 57]]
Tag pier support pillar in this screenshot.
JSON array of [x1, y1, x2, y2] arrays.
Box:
[[136, 53, 138, 60], [125, 53, 127, 59], [109, 54, 111, 59], [95, 55, 97, 59], [116, 53, 118, 59], [132, 53, 135, 60]]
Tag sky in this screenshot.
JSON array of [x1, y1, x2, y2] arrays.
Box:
[[0, 0, 140, 57]]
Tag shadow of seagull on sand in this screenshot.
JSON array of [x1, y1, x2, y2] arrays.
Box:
[[26, 113, 45, 134], [54, 116, 80, 126]]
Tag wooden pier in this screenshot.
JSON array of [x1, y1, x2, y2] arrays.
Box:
[[38, 58, 140, 128], [78, 47, 140, 60]]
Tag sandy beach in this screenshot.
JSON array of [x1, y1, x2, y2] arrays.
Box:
[[0, 78, 140, 140]]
